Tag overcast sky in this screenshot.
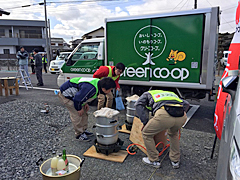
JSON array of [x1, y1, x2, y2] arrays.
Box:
[[1, 0, 239, 43]]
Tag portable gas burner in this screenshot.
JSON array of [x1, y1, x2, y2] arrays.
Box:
[[94, 138, 124, 156]]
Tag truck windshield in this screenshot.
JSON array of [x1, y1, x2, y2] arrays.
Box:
[[72, 43, 98, 60], [66, 42, 99, 66]]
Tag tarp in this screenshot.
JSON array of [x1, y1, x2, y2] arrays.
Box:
[[125, 94, 139, 102], [214, 1, 240, 139], [93, 107, 119, 118]]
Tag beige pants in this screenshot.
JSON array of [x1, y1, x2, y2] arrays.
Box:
[[97, 91, 113, 110], [142, 108, 187, 162], [58, 92, 88, 137]]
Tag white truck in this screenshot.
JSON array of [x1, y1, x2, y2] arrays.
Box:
[[58, 7, 219, 100]]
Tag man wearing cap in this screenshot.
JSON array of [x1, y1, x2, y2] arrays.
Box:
[[30, 48, 43, 86], [135, 90, 189, 169], [16, 46, 29, 77]]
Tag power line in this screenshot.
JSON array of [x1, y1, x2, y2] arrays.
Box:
[[180, 0, 189, 10], [222, 6, 237, 11], [4, 2, 43, 10], [4, 0, 121, 10], [221, 20, 235, 25], [205, 0, 212, 7], [48, 0, 119, 3], [171, 0, 186, 12]]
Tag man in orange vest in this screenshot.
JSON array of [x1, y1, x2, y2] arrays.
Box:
[[93, 63, 125, 110]]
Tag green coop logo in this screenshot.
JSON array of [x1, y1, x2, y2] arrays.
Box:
[[134, 25, 167, 65]]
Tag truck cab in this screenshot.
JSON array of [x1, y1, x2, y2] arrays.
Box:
[[57, 38, 104, 86]]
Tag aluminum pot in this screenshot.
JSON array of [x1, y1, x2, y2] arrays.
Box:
[[96, 132, 118, 145], [96, 116, 118, 125], [126, 114, 135, 124], [127, 107, 136, 116], [0, 77, 17, 86], [39, 155, 84, 180], [127, 100, 136, 108], [94, 122, 119, 135]]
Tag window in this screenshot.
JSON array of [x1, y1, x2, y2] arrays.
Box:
[[19, 29, 42, 38], [3, 49, 10, 54], [9, 30, 12, 38], [0, 29, 5, 37]]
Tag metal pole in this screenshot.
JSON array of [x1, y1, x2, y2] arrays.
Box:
[[48, 19, 52, 61], [194, 0, 197, 9], [44, 0, 50, 66], [211, 134, 217, 159]]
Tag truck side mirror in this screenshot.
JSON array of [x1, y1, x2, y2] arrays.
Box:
[[222, 70, 239, 99]]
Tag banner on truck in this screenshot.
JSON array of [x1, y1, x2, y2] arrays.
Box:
[[214, 1, 240, 139]]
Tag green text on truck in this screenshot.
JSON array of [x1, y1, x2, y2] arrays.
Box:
[[57, 7, 219, 100]]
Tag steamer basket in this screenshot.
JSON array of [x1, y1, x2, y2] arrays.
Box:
[[96, 133, 118, 145], [95, 122, 119, 135], [127, 107, 136, 116], [96, 116, 118, 125], [126, 114, 135, 124], [127, 101, 136, 108]]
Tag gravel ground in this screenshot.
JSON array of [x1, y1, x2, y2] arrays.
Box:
[[0, 92, 219, 180]]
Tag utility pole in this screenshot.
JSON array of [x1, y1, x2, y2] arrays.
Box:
[[48, 19, 52, 61], [44, 0, 50, 66], [194, 0, 197, 9]]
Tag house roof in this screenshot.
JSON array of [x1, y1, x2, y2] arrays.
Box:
[[82, 26, 104, 37], [0, 19, 45, 27], [70, 38, 83, 44]]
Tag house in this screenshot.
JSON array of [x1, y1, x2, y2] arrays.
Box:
[[218, 32, 234, 59], [70, 38, 83, 49], [51, 37, 70, 50], [82, 26, 104, 40], [0, 19, 46, 60], [70, 27, 104, 48], [51, 37, 71, 60]]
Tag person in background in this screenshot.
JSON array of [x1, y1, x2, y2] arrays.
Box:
[[135, 90, 189, 169], [30, 48, 43, 86], [58, 77, 116, 141], [29, 52, 35, 74], [93, 63, 125, 110], [42, 53, 48, 73], [16, 46, 29, 76]]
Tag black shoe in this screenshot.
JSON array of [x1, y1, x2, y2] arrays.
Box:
[[76, 133, 91, 142], [84, 130, 94, 137], [37, 83, 44, 86]]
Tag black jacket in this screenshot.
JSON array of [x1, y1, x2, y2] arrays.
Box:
[[34, 54, 42, 67]]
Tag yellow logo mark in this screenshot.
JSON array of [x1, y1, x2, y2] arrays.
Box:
[[166, 50, 186, 64]]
